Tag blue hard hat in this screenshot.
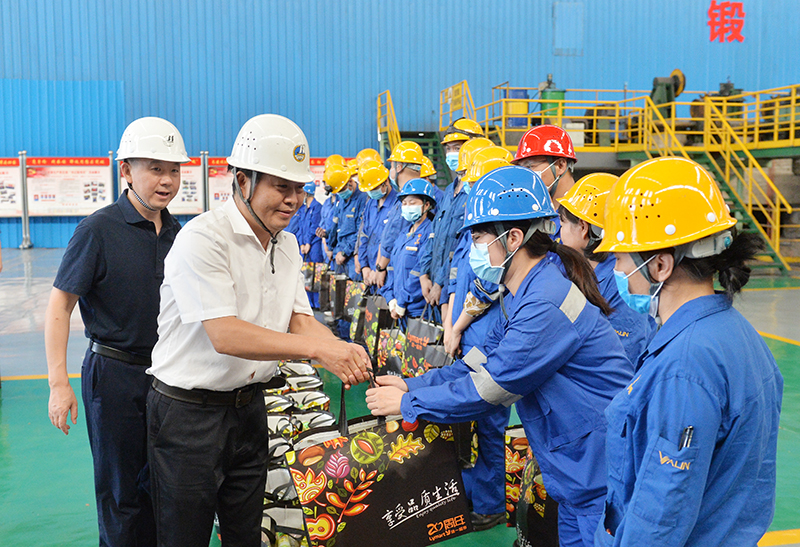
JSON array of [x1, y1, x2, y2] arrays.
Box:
[[462, 166, 557, 232], [398, 178, 437, 205], [303, 182, 317, 194]]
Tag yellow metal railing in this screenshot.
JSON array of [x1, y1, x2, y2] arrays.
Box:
[[702, 100, 792, 269], [439, 81, 476, 129], [438, 80, 797, 269], [377, 90, 401, 155]]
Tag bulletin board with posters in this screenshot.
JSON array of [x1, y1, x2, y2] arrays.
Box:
[[207, 157, 233, 211], [0, 158, 23, 217], [170, 157, 204, 215], [26, 157, 113, 216], [116, 158, 204, 215]]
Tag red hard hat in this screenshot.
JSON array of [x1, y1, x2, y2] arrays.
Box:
[[514, 125, 577, 163]]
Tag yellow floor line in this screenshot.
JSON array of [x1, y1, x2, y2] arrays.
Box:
[[758, 331, 800, 347], [743, 286, 800, 292], [0, 373, 80, 381], [759, 529, 800, 546]]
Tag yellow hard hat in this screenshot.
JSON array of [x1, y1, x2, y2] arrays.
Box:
[[442, 118, 485, 144], [559, 173, 619, 228], [355, 148, 381, 167], [596, 157, 737, 253], [346, 158, 359, 178], [388, 141, 424, 165], [462, 147, 514, 183], [420, 157, 437, 178], [456, 137, 494, 172], [323, 164, 350, 193], [324, 154, 345, 169], [358, 159, 389, 192]]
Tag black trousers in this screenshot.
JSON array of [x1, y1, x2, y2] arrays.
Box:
[[82, 352, 156, 547], [146, 386, 269, 547]]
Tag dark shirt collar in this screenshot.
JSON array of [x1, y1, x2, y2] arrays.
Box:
[[118, 189, 177, 229]]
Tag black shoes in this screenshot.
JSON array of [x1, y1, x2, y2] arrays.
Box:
[[470, 511, 506, 531]]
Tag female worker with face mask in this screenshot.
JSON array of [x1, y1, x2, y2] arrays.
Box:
[[558, 173, 654, 365], [367, 166, 633, 547], [593, 156, 783, 547], [380, 178, 437, 325]]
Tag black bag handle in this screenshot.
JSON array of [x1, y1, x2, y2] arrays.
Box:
[[337, 368, 383, 437]]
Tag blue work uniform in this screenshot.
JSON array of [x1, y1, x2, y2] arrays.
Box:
[[378, 200, 410, 299], [596, 294, 783, 547], [594, 257, 654, 364], [295, 198, 324, 308], [419, 178, 468, 305], [332, 190, 368, 280], [382, 217, 433, 320], [284, 206, 302, 236], [357, 188, 398, 272], [53, 190, 180, 547], [448, 229, 509, 516], [322, 195, 340, 265], [401, 259, 633, 547]]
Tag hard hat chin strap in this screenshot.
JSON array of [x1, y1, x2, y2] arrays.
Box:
[[494, 220, 541, 319], [233, 167, 280, 274], [547, 163, 562, 199], [127, 183, 158, 212]]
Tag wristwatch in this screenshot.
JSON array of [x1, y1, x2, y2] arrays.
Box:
[[376, 265, 387, 272]]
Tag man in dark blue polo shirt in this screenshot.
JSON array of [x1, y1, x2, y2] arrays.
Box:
[[45, 117, 190, 547]]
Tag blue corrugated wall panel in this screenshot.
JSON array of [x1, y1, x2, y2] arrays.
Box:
[[1, 0, 799, 247]]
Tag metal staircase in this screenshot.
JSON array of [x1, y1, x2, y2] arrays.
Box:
[[639, 96, 791, 273], [435, 80, 796, 273]]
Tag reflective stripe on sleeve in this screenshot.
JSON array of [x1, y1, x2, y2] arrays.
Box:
[[449, 266, 458, 280], [560, 283, 586, 323], [469, 365, 521, 407]]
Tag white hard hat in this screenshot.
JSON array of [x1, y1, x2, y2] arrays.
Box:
[[116, 117, 190, 163], [227, 114, 314, 183]]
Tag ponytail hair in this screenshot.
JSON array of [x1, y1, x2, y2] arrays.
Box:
[[558, 206, 610, 263], [479, 221, 614, 316], [679, 231, 763, 299]]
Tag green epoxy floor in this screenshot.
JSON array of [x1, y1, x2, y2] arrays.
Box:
[[1, 248, 798, 546]]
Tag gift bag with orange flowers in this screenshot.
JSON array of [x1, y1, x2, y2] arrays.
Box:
[[285, 384, 472, 546], [504, 425, 558, 547]]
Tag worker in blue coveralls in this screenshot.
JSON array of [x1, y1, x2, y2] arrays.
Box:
[[442, 145, 516, 532], [372, 141, 425, 290], [366, 166, 634, 547], [418, 119, 487, 317], [558, 172, 654, 365], [316, 155, 346, 264], [381, 178, 437, 325], [45, 117, 190, 547], [332, 161, 368, 281], [593, 156, 783, 547], [356, 158, 398, 287], [296, 181, 324, 308]]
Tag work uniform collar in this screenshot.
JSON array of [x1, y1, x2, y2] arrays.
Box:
[[593, 255, 614, 282], [379, 187, 397, 209], [118, 188, 175, 228], [513, 256, 550, 297], [645, 293, 732, 355]]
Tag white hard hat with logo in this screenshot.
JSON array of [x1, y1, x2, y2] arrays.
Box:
[[116, 117, 190, 163], [227, 114, 314, 183]]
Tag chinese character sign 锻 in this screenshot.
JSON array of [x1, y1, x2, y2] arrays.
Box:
[[708, 1, 745, 42]]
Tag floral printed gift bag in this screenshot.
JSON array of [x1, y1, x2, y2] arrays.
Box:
[[285, 385, 472, 547]]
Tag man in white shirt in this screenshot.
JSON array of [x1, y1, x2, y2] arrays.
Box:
[[146, 114, 370, 547]]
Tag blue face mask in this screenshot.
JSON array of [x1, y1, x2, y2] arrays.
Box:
[[469, 231, 511, 284], [338, 188, 353, 201], [401, 204, 423, 222], [462, 180, 471, 194], [613, 256, 663, 317], [367, 188, 385, 200], [446, 152, 460, 172]]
